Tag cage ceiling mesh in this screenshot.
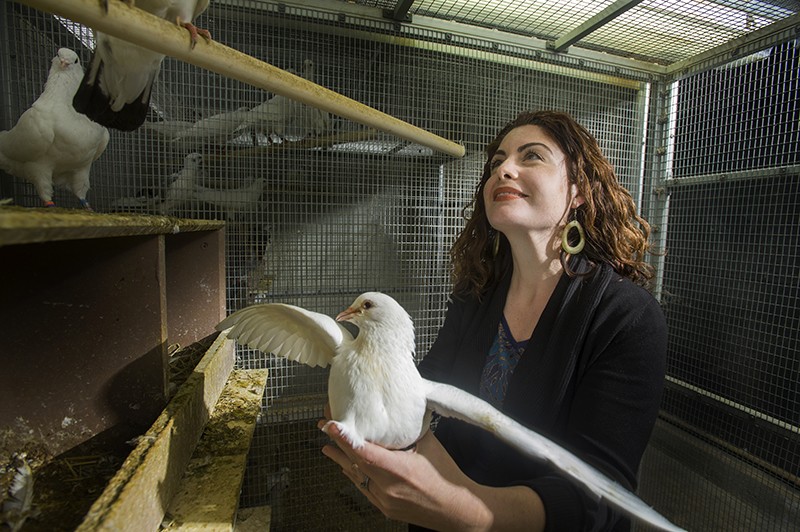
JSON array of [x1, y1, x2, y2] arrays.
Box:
[[350, 0, 799, 65]]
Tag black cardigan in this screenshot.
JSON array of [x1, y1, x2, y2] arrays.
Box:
[[416, 258, 667, 531]]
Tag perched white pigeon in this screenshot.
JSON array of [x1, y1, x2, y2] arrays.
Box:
[[141, 119, 196, 141], [73, 0, 211, 131], [248, 94, 292, 144], [194, 177, 266, 220], [0, 48, 109, 209], [292, 59, 331, 138], [172, 106, 254, 151], [160, 152, 203, 215], [217, 292, 685, 532], [247, 59, 331, 143]]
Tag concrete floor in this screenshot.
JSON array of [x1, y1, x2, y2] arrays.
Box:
[[637, 419, 799, 531]]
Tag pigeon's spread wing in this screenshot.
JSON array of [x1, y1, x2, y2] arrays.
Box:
[[217, 303, 348, 368], [423, 379, 685, 532]]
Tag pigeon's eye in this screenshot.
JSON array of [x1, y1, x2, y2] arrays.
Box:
[[363, 301, 373, 310], [73, 58, 78, 64]]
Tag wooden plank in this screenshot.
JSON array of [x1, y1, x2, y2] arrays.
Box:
[[76, 331, 235, 532], [162, 369, 269, 531], [0, 206, 225, 246]]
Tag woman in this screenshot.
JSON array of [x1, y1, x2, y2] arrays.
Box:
[[321, 110, 667, 531]]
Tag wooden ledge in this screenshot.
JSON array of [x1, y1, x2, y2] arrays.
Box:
[[0, 206, 225, 246]]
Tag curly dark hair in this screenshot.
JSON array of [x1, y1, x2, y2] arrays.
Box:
[[450, 110, 655, 298]]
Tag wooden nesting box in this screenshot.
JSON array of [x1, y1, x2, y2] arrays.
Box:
[[0, 207, 272, 530], [0, 207, 227, 455]]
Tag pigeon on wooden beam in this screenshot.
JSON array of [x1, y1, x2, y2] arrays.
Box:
[[0, 48, 109, 209], [73, 0, 211, 131], [171, 107, 254, 152]]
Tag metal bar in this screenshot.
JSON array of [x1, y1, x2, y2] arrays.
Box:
[[665, 376, 800, 435], [665, 165, 800, 188], [548, 0, 645, 53], [14, 0, 465, 158], [646, 80, 675, 303]]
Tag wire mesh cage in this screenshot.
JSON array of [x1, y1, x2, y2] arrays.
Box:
[[1, 0, 798, 530]]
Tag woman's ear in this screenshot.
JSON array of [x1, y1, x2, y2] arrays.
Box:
[[570, 184, 585, 209]]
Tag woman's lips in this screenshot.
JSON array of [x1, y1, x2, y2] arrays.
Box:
[[492, 186, 528, 201]]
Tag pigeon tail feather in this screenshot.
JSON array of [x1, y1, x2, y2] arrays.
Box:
[[423, 379, 685, 532]]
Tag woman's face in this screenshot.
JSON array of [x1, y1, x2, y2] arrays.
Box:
[[483, 124, 582, 239]]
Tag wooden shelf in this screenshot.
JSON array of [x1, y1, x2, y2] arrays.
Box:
[[0, 207, 227, 457], [74, 331, 262, 532]]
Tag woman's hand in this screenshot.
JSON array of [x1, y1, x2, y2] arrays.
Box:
[[318, 418, 493, 531]]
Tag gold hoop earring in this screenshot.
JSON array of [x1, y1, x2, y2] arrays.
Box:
[[561, 220, 585, 255], [493, 230, 501, 257]]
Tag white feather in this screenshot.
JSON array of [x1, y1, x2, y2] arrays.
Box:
[[218, 302, 346, 368]]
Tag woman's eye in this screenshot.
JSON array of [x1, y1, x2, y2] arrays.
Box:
[[523, 150, 542, 161], [489, 159, 502, 169]]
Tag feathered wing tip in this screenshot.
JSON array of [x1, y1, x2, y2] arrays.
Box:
[[216, 303, 347, 368], [423, 379, 686, 532], [72, 56, 152, 132]]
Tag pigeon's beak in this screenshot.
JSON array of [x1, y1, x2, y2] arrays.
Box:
[[60, 58, 71, 69], [335, 306, 360, 322]]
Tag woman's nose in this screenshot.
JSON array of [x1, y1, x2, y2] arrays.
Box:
[[497, 160, 517, 180]]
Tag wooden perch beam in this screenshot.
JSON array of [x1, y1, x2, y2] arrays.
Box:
[[16, 0, 466, 158]]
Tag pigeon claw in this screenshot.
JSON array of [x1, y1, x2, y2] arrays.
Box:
[[177, 18, 212, 49], [322, 420, 366, 449]]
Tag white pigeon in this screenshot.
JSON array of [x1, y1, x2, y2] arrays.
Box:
[[217, 292, 685, 532], [160, 152, 203, 215], [248, 94, 292, 144], [172, 106, 254, 151], [141, 119, 196, 141], [0, 48, 109, 209], [73, 0, 211, 131], [293, 59, 331, 138], [247, 59, 331, 143], [194, 177, 266, 220]]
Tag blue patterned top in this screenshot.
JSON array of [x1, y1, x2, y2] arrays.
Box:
[[479, 314, 528, 408]]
